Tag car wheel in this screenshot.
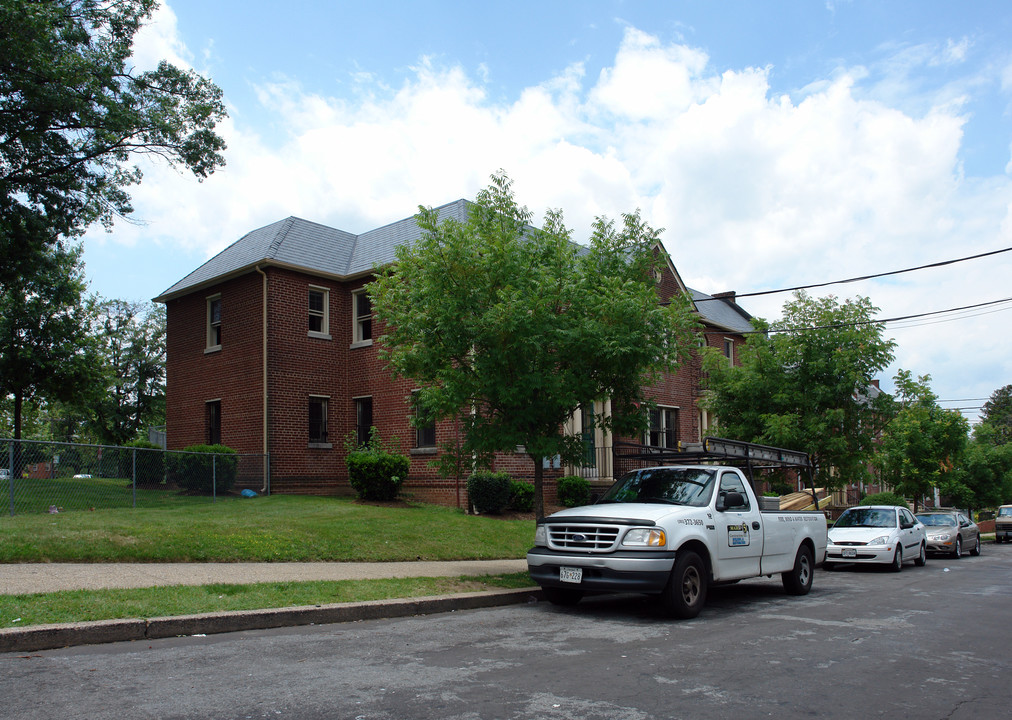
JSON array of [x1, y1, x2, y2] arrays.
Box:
[[952, 536, 962, 559], [543, 586, 584, 606], [970, 535, 981, 556], [782, 545, 814, 595], [914, 542, 926, 567], [661, 550, 707, 619], [890, 546, 903, 573]]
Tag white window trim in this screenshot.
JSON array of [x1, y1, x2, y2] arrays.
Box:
[[723, 337, 734, 366], [351, 289, 373, 348], [308, 394, 331, 448], [646, 405, 679, 448], [205, 294, 222, 353], [308, 285, 331, 340]]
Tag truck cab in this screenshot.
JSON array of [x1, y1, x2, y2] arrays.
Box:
[[528, 456, 827, 619]]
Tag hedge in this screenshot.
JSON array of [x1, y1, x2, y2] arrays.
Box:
[[167, 444, 238, 494], [467, 471, 512, 515]]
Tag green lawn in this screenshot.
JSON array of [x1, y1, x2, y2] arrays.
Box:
[[0, 494, 537, 628], [0, 494, 534, 562], [0, 573, 534, 629]]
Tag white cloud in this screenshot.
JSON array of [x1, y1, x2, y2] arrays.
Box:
[[90, 21, 1012, 415]]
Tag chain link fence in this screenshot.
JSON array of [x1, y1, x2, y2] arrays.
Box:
[[1, 438, 269, 517]]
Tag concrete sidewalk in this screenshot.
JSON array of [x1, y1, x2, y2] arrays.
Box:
[[0, 560, 539, 654], [0, 559, 529, 595]]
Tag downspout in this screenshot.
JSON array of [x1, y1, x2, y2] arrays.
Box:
[[255, 265, 269, 492]]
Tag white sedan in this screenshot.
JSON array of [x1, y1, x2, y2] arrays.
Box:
[[824, 505, 927, 572]]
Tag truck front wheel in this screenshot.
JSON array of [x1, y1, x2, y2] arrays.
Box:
[[782, 545, 814, 595], [661, 550, 707, 619]]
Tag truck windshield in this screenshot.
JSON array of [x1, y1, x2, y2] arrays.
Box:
[[598, 468, 716, 507], [998, 508, 1012, 517]]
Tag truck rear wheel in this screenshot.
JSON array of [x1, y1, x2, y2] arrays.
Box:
[[782, 544, 814, 595], [661, 550, 707, 619]]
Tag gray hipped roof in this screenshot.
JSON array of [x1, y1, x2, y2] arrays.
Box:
[[154, 200, 470, 302], [155, 200, 754, 335], [689, 289, 755, 334]]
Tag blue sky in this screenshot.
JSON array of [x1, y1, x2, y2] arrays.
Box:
[[83, 0, 1012, 421]]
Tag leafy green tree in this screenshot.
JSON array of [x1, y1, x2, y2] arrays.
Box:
[[702, 291, 896, 489], [0, 241, 100, 449], [943, 423, 1012, 511], [370, 172, 699, 517], [876, 371, 968, 511], [85, 299, 166, 445], [0, 0, 226, 292], [979, 384, 1012, 445]]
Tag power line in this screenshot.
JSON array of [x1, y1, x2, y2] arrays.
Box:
[[763, 296, 1012, 335], [694, 245, 1012, 302]]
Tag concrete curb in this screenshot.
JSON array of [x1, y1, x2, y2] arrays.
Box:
[[0, 587, 544, 654]]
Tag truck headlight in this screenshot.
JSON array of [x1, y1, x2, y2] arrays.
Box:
[[534, 524, 547, 547], [622, 528, 666, 548]]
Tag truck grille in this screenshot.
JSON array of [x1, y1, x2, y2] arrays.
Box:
[[547, 524, 621, 552]]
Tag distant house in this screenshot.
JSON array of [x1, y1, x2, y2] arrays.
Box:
[[154, 200, 755, 506]]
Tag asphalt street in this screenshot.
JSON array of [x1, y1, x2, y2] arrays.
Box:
[[2, 544, 1008, 719]]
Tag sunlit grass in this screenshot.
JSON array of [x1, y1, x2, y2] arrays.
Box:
[[0, 495, 535, 562], [0, 572, 535, 628]]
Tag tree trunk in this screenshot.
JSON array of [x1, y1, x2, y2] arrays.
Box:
[[531, 454, 544, 519]]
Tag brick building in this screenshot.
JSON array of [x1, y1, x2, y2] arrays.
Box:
[[154, 200, 754, 507]]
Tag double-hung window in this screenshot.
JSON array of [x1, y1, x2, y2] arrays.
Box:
[[308, 286, 330, 339], [206, 295, 222, 351], [309, 396, 329, 446], [412, 391, 436, 448], [206, 400, 222, 445], [647, 406, 678, 449], [355, 397, 373, 446], [352, 290, 372, 345], [723, 338, 734, 366]]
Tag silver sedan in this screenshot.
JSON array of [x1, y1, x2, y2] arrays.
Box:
[[915, 510, 980, 558]]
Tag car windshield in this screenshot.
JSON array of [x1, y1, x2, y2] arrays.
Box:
[[916, 513, 956, 527], [998, 508, 1012, 517], [835, 508, 897, 528], [599, 467, 716, 507]]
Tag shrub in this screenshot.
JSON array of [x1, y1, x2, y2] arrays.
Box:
[[557, 475, 590, 507], [167, 444, 238, 494], [467, 471, 512, 515], [346, 449, 410, 501], [859, 491, 909, 508], [125, 440, 165, 486], [508, 480, 535, 513]]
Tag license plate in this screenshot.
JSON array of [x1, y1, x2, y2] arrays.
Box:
[[559, 566, 583, 584], [842, 548, 857, 558]]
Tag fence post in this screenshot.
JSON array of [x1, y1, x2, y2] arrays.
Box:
[[212, 454, 217, 504], [132, 448, 137, 509], [7, 441, 13, 517]]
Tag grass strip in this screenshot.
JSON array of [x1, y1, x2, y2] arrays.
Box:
[[0, 495, 535, 563], [0, 572, 535, 629]]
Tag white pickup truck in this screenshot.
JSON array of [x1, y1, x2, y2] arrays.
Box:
[[527, 464, 828, 618]]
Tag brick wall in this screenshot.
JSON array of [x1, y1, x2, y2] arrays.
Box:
[[164, 263, 746, 506]]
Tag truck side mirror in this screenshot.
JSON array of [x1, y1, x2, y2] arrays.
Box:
[[718, 491, 746, 511]]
